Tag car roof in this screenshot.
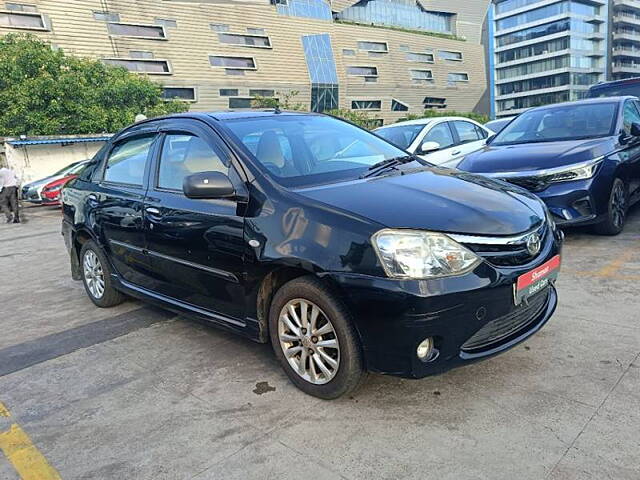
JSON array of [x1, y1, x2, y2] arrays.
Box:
[[376, 116, 480, 128], [590, 77, 640, 88], [524, 96, 635, 113]]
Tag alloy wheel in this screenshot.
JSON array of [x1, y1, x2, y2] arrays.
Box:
[[83, 250, 105, 299], [611, 181, 627, 230], [278, 299, 340, 385]]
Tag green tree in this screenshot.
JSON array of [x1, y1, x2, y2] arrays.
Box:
[[0, 34, 189, 136], [397, 110, 490, 124], [251, 90, 306, 111]]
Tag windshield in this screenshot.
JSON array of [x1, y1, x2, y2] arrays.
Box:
[[224, 115, 409, 187], [375, 124, 425, 149], [589, 82, 640, 99], [491, 102, 618, 146]]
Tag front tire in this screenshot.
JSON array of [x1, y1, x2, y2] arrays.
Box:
[[80, 240, 125, 308], [269, 276, 365, 399], [594, 177, 628, 236]]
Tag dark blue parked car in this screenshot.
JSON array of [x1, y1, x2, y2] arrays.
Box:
[[62, 111, 562, 399], [457, 97, 640, 235]]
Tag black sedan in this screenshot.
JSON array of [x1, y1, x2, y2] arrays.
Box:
[[458, 97, 640, 235], [61, 111, 562, 399]]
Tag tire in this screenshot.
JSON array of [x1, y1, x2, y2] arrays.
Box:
[[80, 240, 126, 308], [269, 276, 366, 399], [594, 177, 628, 236]]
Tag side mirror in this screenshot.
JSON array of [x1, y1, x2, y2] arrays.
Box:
[[631, 122, 640, 137], [419, 141, 441, 154], [183, 171, 235, 199]]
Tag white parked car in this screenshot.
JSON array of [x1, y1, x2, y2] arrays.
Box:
[[375, 117, 494, 165]]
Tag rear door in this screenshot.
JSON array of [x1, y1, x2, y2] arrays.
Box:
[[143, 119, 247, 322], [416, 121, 456, 164], [451, 120, 489, 159], [94, 129, 158, 289]]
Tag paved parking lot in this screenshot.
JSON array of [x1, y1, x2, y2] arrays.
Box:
[[0, 206, 639, 480]]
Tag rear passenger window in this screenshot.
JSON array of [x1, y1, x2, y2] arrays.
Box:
[[157, 134, 228, 191], [453, 121, 482, 144], [104, 136, 154, 186]]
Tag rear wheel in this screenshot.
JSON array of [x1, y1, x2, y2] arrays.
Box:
[[80, 240, 125, 307], [594, 178, 628, 236], [269, 276, 365, 399]]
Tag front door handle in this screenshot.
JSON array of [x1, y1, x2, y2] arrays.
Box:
[[146, 207, 161, 216], [451, 150, 461, 156]]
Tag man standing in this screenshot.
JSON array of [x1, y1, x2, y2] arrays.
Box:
[[0, 162, 20, 224]]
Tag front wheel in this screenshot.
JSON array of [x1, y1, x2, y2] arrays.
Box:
[[269, 276, 365, 399], [594, 178, 628, 236]]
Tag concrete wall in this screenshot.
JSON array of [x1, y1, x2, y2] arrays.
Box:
[[5, 141, 106, 184]]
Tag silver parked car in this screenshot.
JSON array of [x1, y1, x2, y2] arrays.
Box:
[[21, 160, 89, 204]]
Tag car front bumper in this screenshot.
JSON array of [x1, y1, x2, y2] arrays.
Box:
[[536, 178, 605, 226], [325, 229, 561, 378]]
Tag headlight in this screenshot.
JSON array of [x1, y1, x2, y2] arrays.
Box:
[[545, 157, 603, 184], [372, 229, 481, 279]]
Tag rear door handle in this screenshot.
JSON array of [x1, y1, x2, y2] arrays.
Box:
[[451, 150, 461, 156]]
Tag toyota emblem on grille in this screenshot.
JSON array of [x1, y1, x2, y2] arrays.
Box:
[[526, 233, 541, 256]]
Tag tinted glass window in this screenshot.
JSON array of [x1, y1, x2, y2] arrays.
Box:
[[424, 123, 455, 148], [223, 115, 407, 187], [492, 103, 618, 146], [623, 101, 640, 134], [158, 134, 228, 191], [453, 121, 482, 143], [375, 124, 424, 149], [104, 136, 154, 186], [588, 82, 640, 98]]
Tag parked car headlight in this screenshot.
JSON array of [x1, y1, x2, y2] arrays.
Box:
[[545, 157, 603, 184], [372, 229, 481, 279]]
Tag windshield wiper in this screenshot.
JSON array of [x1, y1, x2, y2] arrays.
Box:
[[360, 155, 417, 179]]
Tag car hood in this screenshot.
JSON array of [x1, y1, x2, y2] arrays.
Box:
[[295, 168, 545, 236], [458, 138, 614, 174]]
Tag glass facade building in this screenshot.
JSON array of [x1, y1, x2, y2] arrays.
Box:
[[491, 0, 608, 117], [302, 33, 339, 112]]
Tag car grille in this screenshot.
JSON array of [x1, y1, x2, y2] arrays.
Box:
[[502, 176, 549, 192], [459, 224, 547, 267], [461, 289, 550, 352]]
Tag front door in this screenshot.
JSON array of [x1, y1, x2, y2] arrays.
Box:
[[94, 132, 157, 289], [417, 121, 457, 165], [143, 121, 247, 322]]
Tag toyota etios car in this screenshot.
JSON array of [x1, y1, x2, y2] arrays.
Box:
[[62, 111, 562, 399]]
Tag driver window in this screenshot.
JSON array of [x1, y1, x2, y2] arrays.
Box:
[[623, 101, 640, 135], [423, 123, 455, 149], [157, 134, 228, 191]]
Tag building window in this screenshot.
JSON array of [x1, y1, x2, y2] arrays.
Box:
[[210, 23, 229, 32], [347, 66, 378, 77], [218, 33, 272, 48], [129, 50, 154, 59], [391, 99, 409, 111], [247, 27, 266, 35], [229, 97, 253, 108], [107, 23, 167, 40], [249, 89, 275, 97], [103, 58, 171, 74], [275, 0, 332, 20], [343, 49, 356, 56], [357, 41, 388, 53], [93, 11, 120, 22], [439, 50, 463, 61], [336, 0, 453, 34], [410, 69, 433, 82], [351, 100, 382, 110], [302, 33, 339, 112], [162, 87, 197, 101], [5, 3, 37, 12], [210, 55, 257, 69], [406, 52, 434, 63], [220, 88, 239, 96], [155, 18, 177, 28], [423, 97, 447, 108], [0, 11, 46, 29], [447, 72, 469, 83]]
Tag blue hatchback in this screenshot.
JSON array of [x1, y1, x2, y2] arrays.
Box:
[[457, 97, 640, 235]]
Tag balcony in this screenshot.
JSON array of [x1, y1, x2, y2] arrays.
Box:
[[612, 62, 640, 73]]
